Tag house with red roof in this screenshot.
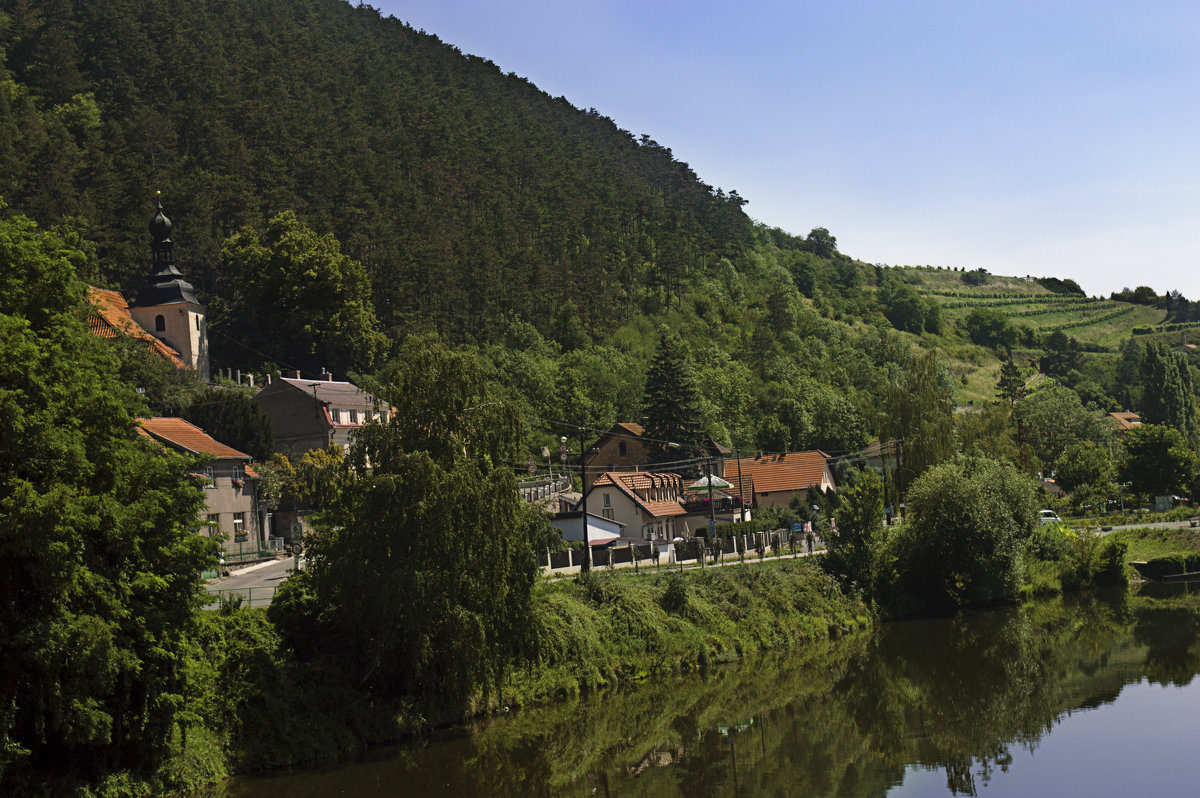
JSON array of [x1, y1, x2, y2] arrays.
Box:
[[1108, 411, 1143, 434], [138, 417, 262, 553], [588, 471, 689, 541], [587, 470, 748, 540], [730, 451, 836, 508]]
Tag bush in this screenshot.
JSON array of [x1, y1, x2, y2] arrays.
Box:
[[876, 454, 1038, 614]]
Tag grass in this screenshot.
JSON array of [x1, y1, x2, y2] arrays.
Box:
[[1109, 526, 1200, 563], [504, 557, 871, 704]]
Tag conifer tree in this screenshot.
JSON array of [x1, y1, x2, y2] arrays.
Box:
[[641, 329, 706, 460], [996, 360, 1027, 407]]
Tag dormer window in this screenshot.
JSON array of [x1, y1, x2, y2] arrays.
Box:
[[154, 314, 166, 332], [349, 409, 359, 424], [331, 409, 341, 424]]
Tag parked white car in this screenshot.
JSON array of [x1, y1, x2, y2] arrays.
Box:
[[1038, 509, 1062, 526]]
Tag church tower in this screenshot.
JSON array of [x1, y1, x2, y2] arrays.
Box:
[[128, 193, 210, 381]]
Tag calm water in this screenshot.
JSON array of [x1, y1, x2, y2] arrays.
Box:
[[210, 582, 1200, 797]]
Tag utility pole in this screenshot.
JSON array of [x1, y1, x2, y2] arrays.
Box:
[[577, 429, 592, 573]]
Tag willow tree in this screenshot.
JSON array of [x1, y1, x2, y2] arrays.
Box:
[[879, 350, 957, 497], [269, 335, 553, 712]]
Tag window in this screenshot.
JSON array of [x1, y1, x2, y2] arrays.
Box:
[[618, 441, 627, 457], [203, 466, 215, 488], [349, 409, 359, 424], [232, 512, 246, 539], [603, 492, 611, 508], [154, 314, 165, 332], [206, 513, 220, 535], [331, 409, 341, 424], [195, 315, 201, 330], [601, 508, 614, 521]]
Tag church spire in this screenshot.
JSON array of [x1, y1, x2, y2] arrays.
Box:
[[133, 191, 198, 307]]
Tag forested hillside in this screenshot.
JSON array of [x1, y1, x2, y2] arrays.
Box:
[[0, 0, 753, 342], [2, 0, 1198, 474]]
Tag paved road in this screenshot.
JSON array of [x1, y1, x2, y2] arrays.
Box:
[[206, 556, 302, 607], [1094, 518, 1197, 535]]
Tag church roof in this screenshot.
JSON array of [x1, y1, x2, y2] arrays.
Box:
[[86, 287, 186, 367]]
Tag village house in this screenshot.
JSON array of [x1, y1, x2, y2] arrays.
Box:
[[580, 421, 731, 491], [586, 470, 749, 540], [730, 450, 836, 508], [137, 417, 263, 554], [252, 373, 389, 456], [548, 511, 624, 547]]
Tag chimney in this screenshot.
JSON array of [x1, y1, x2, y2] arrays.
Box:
[[248, 374, 255, 388], [320, 367, 333, 381], [289, 370, 301, 379], [235, 369, 241, 385]]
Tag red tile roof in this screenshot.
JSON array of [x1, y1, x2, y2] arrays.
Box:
[[591, 471, 688, 518], [137, 417, 251, 460], [86, 287, 186, 368], [732, 451, 831, 494]]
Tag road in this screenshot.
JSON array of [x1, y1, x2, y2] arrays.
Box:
[[205, 556, 301, 607], [1095, 518, 1197, 535]]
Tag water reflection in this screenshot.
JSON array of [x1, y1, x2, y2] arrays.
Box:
[[211, 585, 1200, 798]]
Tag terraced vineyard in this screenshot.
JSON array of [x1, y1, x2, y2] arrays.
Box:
[[886, 266, 1166, 348]]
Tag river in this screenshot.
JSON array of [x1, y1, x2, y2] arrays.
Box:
[[208, 581, 1200, 797]]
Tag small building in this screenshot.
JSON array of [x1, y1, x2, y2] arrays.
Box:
[[580, 421, 731, 491], [731, 450, 836, 508], [1109, 411, 1143, 434], [252, 373, 388, 455], [137, 417, 262, 554], [549, 511, 624, 546]]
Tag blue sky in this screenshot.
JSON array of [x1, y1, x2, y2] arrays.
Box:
[[377, 1, 1200, 298]]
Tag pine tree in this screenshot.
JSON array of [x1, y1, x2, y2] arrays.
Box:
[[641, 329, 706, 460], [996, 360, 1027, 407]]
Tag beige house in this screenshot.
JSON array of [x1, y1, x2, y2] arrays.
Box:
[[588, 472, 689, 541], [252, 373, 388, 455], [137, 417, 262, 554]]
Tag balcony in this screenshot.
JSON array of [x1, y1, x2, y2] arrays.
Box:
[[681, 496, 744, 516]]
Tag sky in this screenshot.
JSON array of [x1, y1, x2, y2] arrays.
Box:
[[376, 1, 1200, 298]]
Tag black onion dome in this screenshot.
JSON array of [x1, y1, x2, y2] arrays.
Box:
[[149, 194, 173, 241], [132, 192, 200, 308]]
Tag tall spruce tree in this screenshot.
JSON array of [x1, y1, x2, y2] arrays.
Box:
[[641, 328, 706, 460]]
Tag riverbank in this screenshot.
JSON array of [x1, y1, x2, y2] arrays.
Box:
[[107, 557, 869, 797]]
